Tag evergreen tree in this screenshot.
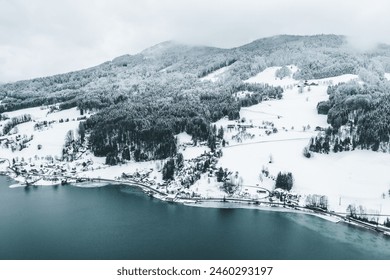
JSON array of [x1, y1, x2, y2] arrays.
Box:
[[65, 130, 74, 147], [333, 138, 340, 153], [78, 122, 86, 143], [217, 126, 224, 139], [323, 138, 330, 153], [207, 133, 216, 152], [162, 159, 175, 181], [122, 146, 130, 161], [176, 153, 184, 169], [216, 167, 224, 182]]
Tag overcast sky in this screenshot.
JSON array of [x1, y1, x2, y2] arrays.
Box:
[[1, 0, 390, 82]]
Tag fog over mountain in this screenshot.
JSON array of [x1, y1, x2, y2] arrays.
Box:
[[1, 0, 390, 82]]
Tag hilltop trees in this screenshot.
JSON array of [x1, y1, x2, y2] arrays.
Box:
[[3, 35, 390, 163], [311, 68, 390, 154], [0, 34, 368, 116]]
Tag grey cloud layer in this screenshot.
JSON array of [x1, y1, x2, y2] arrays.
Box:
[[0, 0, 389, 82]]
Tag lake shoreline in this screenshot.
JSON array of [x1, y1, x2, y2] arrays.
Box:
[[3, 172, 390, 237]]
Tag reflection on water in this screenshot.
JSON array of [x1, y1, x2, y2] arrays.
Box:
[[284, 212, 390, 258]]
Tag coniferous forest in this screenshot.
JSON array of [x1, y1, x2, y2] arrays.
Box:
[[311, 64, 390, 154], [2, 35, 390, 162]]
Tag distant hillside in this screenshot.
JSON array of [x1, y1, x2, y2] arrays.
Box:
[[1, 34, 390, 162], [2, 34, 389, 114]]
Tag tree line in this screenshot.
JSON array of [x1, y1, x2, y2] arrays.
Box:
[[311, 70, 390, 153]]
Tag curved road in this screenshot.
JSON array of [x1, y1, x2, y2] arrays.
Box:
[[224, 137, 311, 148]]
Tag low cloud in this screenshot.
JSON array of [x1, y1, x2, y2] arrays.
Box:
[[1, 0, 390, 82]]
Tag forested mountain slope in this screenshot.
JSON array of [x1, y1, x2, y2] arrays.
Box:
[[1, 34, 390, 162]]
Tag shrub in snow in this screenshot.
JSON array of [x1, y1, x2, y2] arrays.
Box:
[[303, 147, 312, 158]]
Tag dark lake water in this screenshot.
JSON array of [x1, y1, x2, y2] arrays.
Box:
[[1, 176, 390, 260]]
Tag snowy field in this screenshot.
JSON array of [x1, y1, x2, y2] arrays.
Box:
[[200, 65, 232, 82], [213, 66, 390, 220], [176, 132, 210, 160], [80, 160, 163, 183], [1, 106, 49, 120], [244, 64, 357, 88], [218, 139, 390, 215], [245, 65, 299, 86], [0, 107, 85, 159]]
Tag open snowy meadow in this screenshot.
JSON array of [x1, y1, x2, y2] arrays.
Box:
[[211, 66, 390, 220]]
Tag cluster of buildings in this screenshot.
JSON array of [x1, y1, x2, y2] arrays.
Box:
[[8, 155, 96, 185], [0, 134, 34, 152], [166, 150, 222, 197], [121, 169, 156, 186], [271, 188, 300, 206]]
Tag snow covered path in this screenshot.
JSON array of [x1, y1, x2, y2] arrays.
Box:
[[224, 137, 312, 148]]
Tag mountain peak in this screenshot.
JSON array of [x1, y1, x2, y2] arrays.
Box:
[[141, 40, 186, 56]]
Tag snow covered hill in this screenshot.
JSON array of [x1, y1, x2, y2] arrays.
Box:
[[200, 65, 232, 82], [245, 65, 299, 86], [209, 66, 390, 221], [1, 35, 390, 226]]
